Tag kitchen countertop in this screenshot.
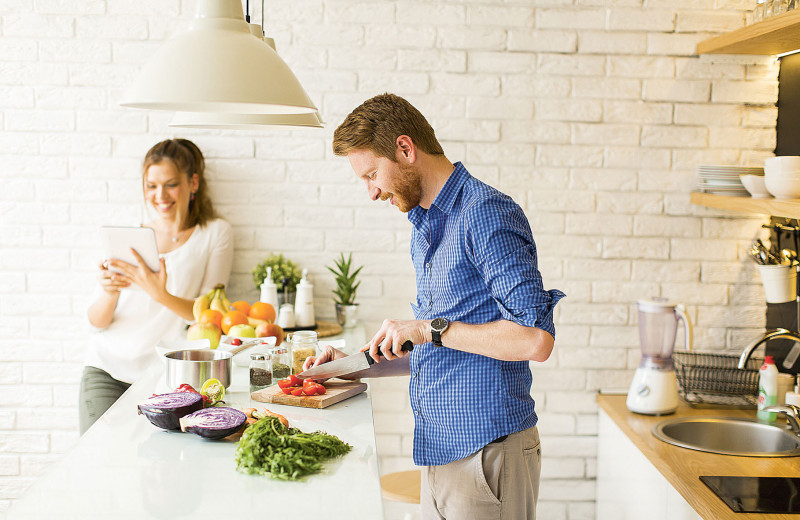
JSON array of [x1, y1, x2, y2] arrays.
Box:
[[597, 394, 800, 520], [7, 358, 383, 520]]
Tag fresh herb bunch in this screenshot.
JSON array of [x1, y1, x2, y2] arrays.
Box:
[[326, 252, 363, 306], [251, 253, 302, 293], [235, 416, 352, 481]]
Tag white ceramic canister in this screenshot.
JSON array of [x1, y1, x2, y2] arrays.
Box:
[[294, 269, 315, 328]]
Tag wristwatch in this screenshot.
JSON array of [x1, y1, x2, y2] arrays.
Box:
[[431, 317, 450, 347]]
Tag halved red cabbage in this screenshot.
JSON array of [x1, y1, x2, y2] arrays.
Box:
[[179, 407, 248, 440], [137, 392, 204, 430]]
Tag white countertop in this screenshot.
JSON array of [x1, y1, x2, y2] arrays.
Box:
[[8, 347, 383, 520]]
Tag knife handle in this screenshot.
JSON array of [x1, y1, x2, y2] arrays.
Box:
[[366, 340, 414, 365]]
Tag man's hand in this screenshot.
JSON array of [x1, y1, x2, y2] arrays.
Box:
[[363, 319, 430, 362]]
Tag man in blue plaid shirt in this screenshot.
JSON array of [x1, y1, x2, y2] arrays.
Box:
[[308, 93, 564, 519]]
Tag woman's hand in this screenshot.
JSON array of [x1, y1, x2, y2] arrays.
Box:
[[107, 249, 168, 304], [363, 319, 429, 362], [97, 260, 131, 294]]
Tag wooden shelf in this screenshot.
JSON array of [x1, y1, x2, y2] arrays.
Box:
[[697, 9, 800, 55], [691, 191, 800, 218]]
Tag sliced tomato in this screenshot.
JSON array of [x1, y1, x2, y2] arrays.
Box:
[[303, 386, 317, 396], [290, 387, 304, 396], [277, 379, 294, 389], [314, 384, 326, 395], [288, 375, 302, 386], [281, 387, 293, 395]]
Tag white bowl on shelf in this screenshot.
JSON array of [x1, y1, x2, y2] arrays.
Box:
[[739, 174, 771, 198], [765, 156, 800, 176], [765, 174, 800, 199]]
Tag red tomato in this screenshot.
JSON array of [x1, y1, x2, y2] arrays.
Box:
[[290, 387, 304, 396], [281, 387, 293, 395], [302, 379, 316, 388], [303, 386, 317, 396], [315, 384, 326, 395], [277, 379, 294, 389], [288, 375, 302, 386]]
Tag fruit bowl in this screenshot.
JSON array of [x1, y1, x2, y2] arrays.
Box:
[[219, 336, 277, 367]]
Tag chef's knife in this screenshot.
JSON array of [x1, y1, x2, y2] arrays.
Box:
[[298, 340, 414, 380]]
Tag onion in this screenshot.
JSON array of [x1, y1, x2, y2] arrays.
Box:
[[179, 407, 248, 440], [137, 392, 204, 430]]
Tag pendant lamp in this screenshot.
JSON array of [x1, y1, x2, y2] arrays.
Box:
[[168, 23, 324, 129], [120, 0, 317, 115]]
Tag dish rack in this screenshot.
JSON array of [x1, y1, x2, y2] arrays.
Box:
[[672, 352, 762, 407]]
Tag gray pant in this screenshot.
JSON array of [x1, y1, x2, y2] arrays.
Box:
[[78, 366, 131, 435], [421, 425, 541, 520]]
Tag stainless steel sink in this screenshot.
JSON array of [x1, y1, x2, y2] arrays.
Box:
[[652, 416, 800, 457]]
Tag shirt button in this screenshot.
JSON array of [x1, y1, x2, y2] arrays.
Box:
[[415, 410, 421, 416]]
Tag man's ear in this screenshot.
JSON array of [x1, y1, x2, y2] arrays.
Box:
[[396, 135, 415, 163]]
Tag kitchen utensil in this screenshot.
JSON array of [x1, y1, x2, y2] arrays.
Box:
[[298, 340, 414, 380], [740, 174, 771, 198], [627, 298, 692, 415], [250, 379, 368, 408], [756, 264, 797, 303], [672, 351, 761, 407], [165, 340, 257, 390]]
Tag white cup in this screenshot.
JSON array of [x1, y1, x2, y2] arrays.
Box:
[[756, 264, 797, 303], [778, 373, 795, 405]]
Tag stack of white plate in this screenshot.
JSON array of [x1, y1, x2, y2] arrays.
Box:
[[696, 165, 763, 196]]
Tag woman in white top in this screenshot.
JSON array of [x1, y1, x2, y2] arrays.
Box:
[[80, 139, 234, 434]]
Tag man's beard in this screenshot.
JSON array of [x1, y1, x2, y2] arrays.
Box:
[[381, 163, 422, 213]]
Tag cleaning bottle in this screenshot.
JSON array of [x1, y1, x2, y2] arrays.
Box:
[[259, 267, 279, 311], [786, 374, 800, 407], [757, 355, 778, 423], [294, 269, 315, 328]]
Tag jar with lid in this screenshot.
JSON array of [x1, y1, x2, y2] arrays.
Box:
[[270, 346, 291, 381], [249, 352, 272, 393], [288, 330, 318, 374]]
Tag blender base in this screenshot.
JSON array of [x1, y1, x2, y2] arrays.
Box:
[[626, 367, 679, 415]]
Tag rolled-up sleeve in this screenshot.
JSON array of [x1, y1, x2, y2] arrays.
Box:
[[465, 197, 565, 338]]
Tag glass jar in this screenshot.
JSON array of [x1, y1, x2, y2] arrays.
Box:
[[270, 346, 291, 381], [249, 352, 272, 393], [288, 330, 318, 374]]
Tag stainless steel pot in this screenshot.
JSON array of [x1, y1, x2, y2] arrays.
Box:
[[164, 341, 257, 390]]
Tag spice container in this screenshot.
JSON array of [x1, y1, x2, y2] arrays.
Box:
[[249, 353, 272, 393], [288, 330, 318, 374], [270, 346, 291, 381]]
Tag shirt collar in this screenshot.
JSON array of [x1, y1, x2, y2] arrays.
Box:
[[407, 162, 468, 228]]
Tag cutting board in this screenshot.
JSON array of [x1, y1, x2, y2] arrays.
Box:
[[250, 380, 367, 409]]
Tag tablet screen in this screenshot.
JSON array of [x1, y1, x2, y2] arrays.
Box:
[[101, 226, 160, 273]]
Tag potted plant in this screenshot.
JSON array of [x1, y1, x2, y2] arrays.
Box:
[[327, 252, 363, 328], [251, 253, 302, 306]]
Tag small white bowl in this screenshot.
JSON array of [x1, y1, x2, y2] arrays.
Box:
[[740, 174, 771, 198], [765, 175, 800, 199], [765, 156, 800, 176]]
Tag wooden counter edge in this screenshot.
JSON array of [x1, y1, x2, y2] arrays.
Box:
[[596, 393, 800, 520]]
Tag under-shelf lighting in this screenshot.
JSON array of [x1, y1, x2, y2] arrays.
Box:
[[120, 0, 317, 115]]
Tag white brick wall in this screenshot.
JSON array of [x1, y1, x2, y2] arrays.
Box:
[[0, 0, 779, 518]]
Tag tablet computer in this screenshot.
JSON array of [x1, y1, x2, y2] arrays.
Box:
[[101, 226, 161, 273]]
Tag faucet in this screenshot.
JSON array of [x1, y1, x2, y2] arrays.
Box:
[[738, 328, 800, 369], [764, 404, 800, 435]]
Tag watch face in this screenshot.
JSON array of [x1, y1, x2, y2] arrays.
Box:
[[432, 317, 447, 331]]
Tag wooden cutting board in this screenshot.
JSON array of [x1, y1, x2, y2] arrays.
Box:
[[250, 379, 367, 409]]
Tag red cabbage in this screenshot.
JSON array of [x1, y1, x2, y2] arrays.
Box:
[[137, 392, 204, 430], [179, 407, 248, 440]]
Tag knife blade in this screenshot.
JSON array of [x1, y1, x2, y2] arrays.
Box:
[[298, 340, 414, 380]]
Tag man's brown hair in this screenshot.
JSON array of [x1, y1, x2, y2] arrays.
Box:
[[332, 93, 444, 160]]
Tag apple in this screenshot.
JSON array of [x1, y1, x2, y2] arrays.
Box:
[[255, 322, 284, 345], [227, 324, 256, 338], [186, 322, 222, 349]]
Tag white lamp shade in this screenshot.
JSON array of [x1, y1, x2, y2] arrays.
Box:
[[120, 0, 317, 115], [169, 111, 324, 129]]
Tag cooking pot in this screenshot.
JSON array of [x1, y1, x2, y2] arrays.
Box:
[[164, 341, 256, 390]]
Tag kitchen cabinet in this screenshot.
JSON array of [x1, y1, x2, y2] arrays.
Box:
[[690, 191, 800, 219], [596, 394, 800, 520], [697, 9, 800, 55]]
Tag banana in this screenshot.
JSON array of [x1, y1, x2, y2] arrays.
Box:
[[209, 284, 230, 314], [192, 286, 217, 322]]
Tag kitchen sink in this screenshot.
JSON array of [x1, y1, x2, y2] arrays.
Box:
[[652, 416, 800, 457]]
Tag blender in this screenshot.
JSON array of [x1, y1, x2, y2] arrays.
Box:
[[626, 298, 693, 415]]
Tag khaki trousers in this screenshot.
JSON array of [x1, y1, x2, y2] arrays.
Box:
[[421, 425, 541, 520]]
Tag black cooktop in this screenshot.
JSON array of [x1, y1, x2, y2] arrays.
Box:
[[701, 476, 800, 514]]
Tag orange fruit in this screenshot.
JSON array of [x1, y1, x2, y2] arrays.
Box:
[[199, 309, 223, 329], [231, 300, 251, 316], [221, 310, 248, 335], [249, 301, 276, 323]]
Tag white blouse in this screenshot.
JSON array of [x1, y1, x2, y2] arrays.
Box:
[[84, 218, 234, 383]]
